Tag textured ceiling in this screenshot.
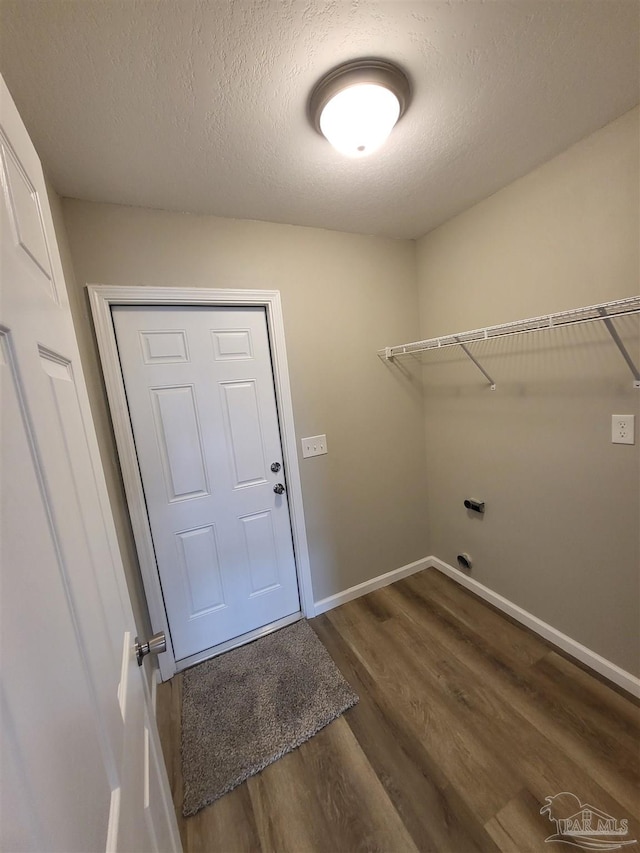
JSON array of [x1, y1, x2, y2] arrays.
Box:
[[1, 0, 638, 239]]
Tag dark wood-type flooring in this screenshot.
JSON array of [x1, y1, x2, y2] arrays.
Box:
[[157, 568, 640, 852]]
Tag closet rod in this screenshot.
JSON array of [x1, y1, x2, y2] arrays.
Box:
[[379, 296, 640, 389]]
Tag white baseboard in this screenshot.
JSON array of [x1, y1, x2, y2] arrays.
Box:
[[427, 557, 640, 699], [312, 554, 639, 697], [313, 556, 431, 616]]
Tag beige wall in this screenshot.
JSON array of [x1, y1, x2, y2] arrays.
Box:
[[47, 184, 153, 637], [55, 106, 638, 677], [416, 107, 640, 675], [59, 200, 429, 627]]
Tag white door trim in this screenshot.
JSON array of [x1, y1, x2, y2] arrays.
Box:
[[88, 285, 314, 681]]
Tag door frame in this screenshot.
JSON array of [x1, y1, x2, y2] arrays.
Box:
[[88, 285, 315, 681]]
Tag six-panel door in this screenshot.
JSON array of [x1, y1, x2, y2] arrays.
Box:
[[112, 305, 301, 661]]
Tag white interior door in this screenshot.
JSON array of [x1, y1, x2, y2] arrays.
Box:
[[0, 77, 180, 853], [112, 305, 301, 663]]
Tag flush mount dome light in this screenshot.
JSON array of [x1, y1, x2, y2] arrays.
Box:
[[309, 59, 411, 158]]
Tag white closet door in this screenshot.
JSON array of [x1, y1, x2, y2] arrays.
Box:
[[0, 77, 180, 853], [113, 305, 301, 661]]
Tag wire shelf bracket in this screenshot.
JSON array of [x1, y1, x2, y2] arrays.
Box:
[[455, 337, 496, 390], [596, 307, 640, 388], [379, 296, 640, 390]]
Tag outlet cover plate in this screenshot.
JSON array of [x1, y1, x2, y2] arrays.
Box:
[[612, 414, 635, 445], [301, 434, 327, 458]]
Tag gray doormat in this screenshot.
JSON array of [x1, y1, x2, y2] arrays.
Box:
[[180, 619, 358, 817]]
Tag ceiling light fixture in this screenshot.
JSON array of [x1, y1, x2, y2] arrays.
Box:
[[309, 59, 411, 158]]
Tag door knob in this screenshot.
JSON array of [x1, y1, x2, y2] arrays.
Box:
[[273, 483, 285, 495], [270, 462, 281, 473], [134, 631, 167, 666]]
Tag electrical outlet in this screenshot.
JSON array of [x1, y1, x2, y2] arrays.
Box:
[[612, 414, 635, 445], [301, 434, 327, 458]]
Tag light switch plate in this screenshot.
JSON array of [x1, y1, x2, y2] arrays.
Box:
[[612, 414, 635, 445], [301, 434, 327, 458]]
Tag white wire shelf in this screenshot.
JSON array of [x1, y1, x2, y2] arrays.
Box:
[[379, 296, 640, 390]]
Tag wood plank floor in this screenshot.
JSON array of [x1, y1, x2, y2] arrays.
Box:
[[156, 568, 640, 853]]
